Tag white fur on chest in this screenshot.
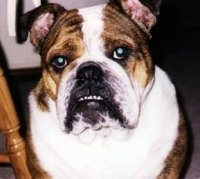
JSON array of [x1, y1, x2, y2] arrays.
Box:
[[29, 67, 179, 179]]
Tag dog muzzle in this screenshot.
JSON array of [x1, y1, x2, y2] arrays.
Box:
[[57, 61, 140, 135]]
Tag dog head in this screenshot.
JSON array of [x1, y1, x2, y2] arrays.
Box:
[[21, 0, 161, 135]]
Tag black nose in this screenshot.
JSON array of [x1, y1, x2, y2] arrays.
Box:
[[76, 62, 104, 85]]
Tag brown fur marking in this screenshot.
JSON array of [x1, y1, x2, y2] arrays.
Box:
[[158, 111, 187, 178], [33, 79, 50, 112], [39, 10, 84, 100], [103, 4, 153, 87]]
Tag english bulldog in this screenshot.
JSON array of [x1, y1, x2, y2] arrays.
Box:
[[20, 0, 187, 178]]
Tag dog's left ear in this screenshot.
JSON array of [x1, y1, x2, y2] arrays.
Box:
[[110, 0, 162, 33]]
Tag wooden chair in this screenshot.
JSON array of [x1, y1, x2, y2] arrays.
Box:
[[0, 67, 31, 178]]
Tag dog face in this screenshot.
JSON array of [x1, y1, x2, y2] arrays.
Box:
[[21, 0, 161, 135]]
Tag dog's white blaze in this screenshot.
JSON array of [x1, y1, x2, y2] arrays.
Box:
[[30, 66, 179, 178], [78, 4, 106, 57]]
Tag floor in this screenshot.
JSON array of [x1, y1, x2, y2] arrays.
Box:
[[0, 26, 200, 178]]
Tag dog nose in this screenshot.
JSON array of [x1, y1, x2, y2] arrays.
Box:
[[76, 61, 104, 85]]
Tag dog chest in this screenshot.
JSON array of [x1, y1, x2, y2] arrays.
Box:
[[31, 127, 166, 179]]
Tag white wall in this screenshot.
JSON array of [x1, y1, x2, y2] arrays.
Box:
[[0, 0, 108, 69]]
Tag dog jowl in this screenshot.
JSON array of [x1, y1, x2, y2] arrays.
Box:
[[21, 0, 187, 178]]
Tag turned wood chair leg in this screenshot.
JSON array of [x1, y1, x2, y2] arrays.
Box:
[[0, 68, 31, 179]]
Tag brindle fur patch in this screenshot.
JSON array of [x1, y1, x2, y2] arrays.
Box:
[[39, 9, 84, 100], [103, 4, 154, 87], [33, 79, 50, 111]]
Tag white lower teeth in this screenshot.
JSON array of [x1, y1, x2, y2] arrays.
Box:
[[88, 96, 93, 100], [79, 95, 103, 101]]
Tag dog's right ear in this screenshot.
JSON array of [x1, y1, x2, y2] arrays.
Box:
[[20, 3, 65, 48]]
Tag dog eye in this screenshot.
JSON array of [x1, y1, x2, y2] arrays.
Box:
[[52, 56, 68, 69], [113, 47, 130, 60]]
